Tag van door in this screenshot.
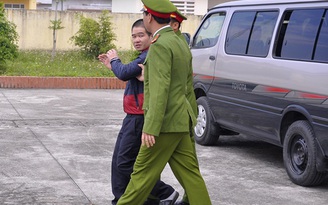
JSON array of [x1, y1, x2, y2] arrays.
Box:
[[191, 12, 226, 91], [209, 10, 280, 141]]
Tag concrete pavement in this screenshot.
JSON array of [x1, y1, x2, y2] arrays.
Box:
[[1, 89, 126, 205], [0, 89, 327, 205]]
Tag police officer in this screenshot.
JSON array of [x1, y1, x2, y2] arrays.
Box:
[[99, 18, 177, 205], [170, 9, 190, 44], [170, 9, 197, 205], [117, 0, 212, 204]]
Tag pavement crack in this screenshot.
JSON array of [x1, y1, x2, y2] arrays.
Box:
[[1, 92, 24, 120], [27, 128, 93, 204]]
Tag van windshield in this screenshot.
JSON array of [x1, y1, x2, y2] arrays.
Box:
[[192, 12, 226, 48]]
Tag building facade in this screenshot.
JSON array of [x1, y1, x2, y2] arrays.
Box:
[[2, 0, 37, 9], [3, 0, 237, 15]]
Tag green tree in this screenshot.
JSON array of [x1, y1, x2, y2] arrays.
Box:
[[49, 0, 65, 60], [0, 2, 19, 72], [70, 11, 116, 58]]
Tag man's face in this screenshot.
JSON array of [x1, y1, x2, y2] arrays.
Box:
[[131, 26, 151, 51], [142, 12, 151, 33]]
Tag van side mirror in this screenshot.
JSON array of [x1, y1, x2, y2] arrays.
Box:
[[182, 32, 191, 45]]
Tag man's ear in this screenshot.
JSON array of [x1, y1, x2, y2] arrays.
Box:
[[148, 13, 153, 23], [172, 22, 179, 30]]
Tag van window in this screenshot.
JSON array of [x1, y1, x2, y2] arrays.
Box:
[[225, 11, 278, 57], [192, 12, 226, 48], [314, 10, 328, 62], [275, 9, 328, 63]]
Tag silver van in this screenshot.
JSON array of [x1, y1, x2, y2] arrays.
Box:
[[190, 0, 328, 186]]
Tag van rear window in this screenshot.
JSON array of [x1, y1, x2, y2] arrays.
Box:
[[275, 9, 328, 63], [315, 13, 328, 62], [225, 11, 278, 57]]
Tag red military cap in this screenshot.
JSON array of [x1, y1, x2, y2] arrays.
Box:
[[170, 9, 187, 23]]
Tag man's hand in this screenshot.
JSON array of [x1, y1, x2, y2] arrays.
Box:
[[142, 132, 155, 148], [136, 64, 144, 81], [107, 49, 118, 60], [98, 54, 112, 69]]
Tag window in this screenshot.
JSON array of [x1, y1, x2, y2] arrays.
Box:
[[191, 12, 226, 48], [226, 11, 278, 57], [314, 10, 328, 62], [275, 9, 328, 63], [171, 0, 195, 15], [249, 12, 278, 56], [4, 4, 25, 9]]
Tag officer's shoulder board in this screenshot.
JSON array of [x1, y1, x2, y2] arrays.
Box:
[[151, 34, 160, 44]]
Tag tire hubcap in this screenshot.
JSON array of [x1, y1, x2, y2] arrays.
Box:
[[290, 136, 308, 174], [195, 104, 206, 137]]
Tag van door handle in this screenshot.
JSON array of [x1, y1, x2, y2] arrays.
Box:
[[209, 56, 215, 61]]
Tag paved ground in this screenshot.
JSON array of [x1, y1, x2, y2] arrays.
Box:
[[0, 89, 327, 205]]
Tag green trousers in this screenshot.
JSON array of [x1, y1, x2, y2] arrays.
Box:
[[181, 133, 197, 204], [117, 132, 211, 205]]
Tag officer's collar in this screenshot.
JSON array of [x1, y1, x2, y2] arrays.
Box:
[[153, 25, 171, 37]]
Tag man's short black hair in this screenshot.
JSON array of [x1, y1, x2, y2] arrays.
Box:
[[153, 15, 171, 24], [132, 18, 151, 36], [170, 18, 181, 29]]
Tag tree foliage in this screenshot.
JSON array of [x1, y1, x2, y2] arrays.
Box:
[[49, 0, 65, 60], [70, 11, 116, 58], [49, 19, 64, 30], [0, 2, 19, 67]]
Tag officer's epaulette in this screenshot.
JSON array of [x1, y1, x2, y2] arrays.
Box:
[[151, 34, 160, 44]]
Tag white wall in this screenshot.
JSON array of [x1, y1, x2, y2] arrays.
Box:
[[112, 0, 143, 13], [194, 0, 208, 15], [51, 0, 111, 11], [112, 0, 208, 15], [208, 0, 239, 9], [6, 9, 202, 50]]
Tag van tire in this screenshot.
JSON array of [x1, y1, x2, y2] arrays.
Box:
[[194, 97, 219, 145], [283, 120, 326, 186]]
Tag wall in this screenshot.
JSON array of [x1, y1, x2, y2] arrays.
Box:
[[208, 0, 238, 9], [5, 9, 202, 50], [52, 0, 111, 11], [194, 0, 208, 15], [112, 0, 142, 13], [112, 0, 209, 16]]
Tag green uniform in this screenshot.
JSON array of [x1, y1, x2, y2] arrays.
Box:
[[171, 11, 197, 126], [175, 30, 188, 45], [117, 26, 211, 205], [117, 0, 211, 204], [175, 28, 198, 205]]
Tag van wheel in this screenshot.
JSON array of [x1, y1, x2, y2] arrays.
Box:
[[283, 120, 326, 186], [194, 97, 219, 145]]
